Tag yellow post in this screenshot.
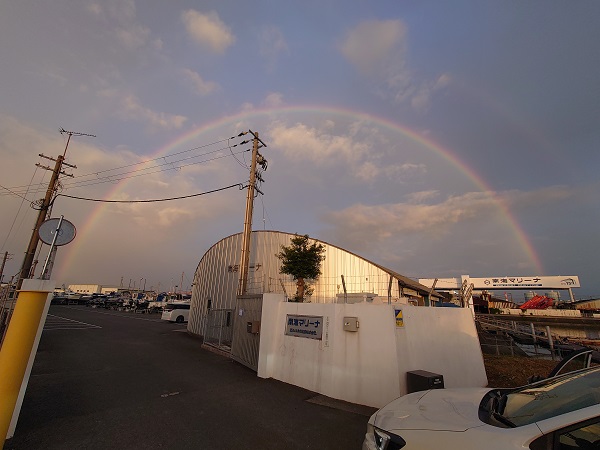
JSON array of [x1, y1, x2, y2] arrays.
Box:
[[0, 279, 54, 445]]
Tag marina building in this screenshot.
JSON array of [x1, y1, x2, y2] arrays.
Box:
[[188, 230, 443, 338]]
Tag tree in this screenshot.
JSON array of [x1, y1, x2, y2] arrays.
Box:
[[276, 234, 326, 302]]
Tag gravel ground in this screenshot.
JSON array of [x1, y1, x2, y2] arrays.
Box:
[[483, 354, 562, 387]]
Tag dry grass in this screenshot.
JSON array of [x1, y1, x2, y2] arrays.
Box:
[[483, 354, 559, 387]]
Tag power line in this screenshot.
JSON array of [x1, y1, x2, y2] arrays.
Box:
[[259, 195, 275, 230], [227, 137, 250, 169], [0, 145, 251, 197], [0, 165, 41, 254], [55, 183, 245, 204], [0, 140, 251, 198], [0, 184, 33, 202], [62, 145, 250, 188], [68, 136, 232, 181]]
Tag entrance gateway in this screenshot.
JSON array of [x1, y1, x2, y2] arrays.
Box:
[[419, 275, 581, 302], [230, 295, 262, 371]]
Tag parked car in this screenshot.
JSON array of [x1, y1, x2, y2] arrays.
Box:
[[362, 365, 600, 450], [160, 302, 190, 323]]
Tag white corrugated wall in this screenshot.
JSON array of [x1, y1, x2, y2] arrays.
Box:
[[188, 230, 420, 337]]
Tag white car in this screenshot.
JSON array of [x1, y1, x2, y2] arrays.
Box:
[[363, 365, 600, 450], [160, 302, 190, 323]]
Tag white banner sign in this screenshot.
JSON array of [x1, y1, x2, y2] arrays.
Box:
[[470, 276, 580, 289], [420, 276, 580, 290], [285, 314, 323, 340]]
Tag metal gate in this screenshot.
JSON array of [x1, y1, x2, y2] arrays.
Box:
[[204, 309, 234, 351], [231, 295, 263, 371]]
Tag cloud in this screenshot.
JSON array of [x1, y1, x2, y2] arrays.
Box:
[[324, 192, 499, 243], [504, 185, 574, 209], [341, 19, 407, 76], [86, 0, 152, 51], [181, 10, 235, 54], [259, 26, 289, 69], [86, 3, 102, 16], [264, 92, 284, 108], [267, 121, 426, 182], [115, 25, 151, 50], [340, 20, 451, 113], [405, 190, 440, 204], [268, 122, 370, 165], [182, 68, 219, 96], [118, 95, 187, 131], [322, 186, 578, 253], [410, 73, 453, 113]]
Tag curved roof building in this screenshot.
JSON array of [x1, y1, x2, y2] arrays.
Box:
[[188, 230, 441, 338]]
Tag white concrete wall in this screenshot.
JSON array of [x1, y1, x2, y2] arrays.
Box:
[[258, 294, 487, 408]]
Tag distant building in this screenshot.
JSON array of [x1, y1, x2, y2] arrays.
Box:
[[66, 284, 119, 295], [65, 284, 100, 294]]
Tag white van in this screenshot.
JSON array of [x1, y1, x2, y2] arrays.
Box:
[[161, 302, 190, 323]]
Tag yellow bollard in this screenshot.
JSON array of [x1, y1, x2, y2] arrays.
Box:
[[0, 279, 54, 445]]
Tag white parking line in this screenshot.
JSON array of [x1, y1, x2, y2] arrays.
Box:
[[53, 305, 164, 322], [45, 314, 102, 330]]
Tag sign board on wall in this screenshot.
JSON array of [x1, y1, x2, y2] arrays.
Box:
[[285, 314, 323, 340], [395, 309, 404, 327], [470, 276, 580, 289], [419, 275, 580, 290]]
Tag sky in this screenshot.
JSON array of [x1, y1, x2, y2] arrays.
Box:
[[0, 1, 599, 299]]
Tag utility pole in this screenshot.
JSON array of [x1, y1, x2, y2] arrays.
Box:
[[238, 130, 267, 296], [16, 128, 94, 290], [0, 252, 12, 283]]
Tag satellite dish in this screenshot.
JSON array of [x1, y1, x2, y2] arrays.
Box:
[[38, 218, 76, 246]]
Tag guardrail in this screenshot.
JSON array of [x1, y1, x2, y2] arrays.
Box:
[[476, 315, 563, 360]]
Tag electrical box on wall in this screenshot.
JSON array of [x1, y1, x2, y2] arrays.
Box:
[[343, 317, 359, 332], [246, 321, 260, 334]]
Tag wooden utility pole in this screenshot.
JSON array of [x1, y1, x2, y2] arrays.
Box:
[[238, 130, 267, 296], [16, 129, 93, 290], [0, 252, 12, 284]]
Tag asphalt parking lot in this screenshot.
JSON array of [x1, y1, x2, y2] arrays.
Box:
[[4, 305, 374, 449]]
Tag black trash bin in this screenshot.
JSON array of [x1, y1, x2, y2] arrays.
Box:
[[406, 370, 444, 393]]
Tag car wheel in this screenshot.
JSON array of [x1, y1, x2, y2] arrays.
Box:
[[176, 315, 184, 323]]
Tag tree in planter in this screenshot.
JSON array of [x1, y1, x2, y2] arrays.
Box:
[[276, 234, 326, 302]]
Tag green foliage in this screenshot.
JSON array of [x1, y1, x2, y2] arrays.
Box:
[[276, 234, 325, 280], [276, 234, 325, 301]]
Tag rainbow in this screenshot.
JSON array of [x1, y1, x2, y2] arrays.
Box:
[[57, 105, 544, 276]]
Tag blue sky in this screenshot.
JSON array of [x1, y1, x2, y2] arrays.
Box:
[[1, 1, 598, 299]]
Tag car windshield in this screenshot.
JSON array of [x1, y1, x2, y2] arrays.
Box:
[[499, 366, 600, 427]]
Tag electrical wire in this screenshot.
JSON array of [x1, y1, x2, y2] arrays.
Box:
[[0, 145, 251, 197], [227, 137, 250, 169], [0, 164, 41, 253], [57, 147, 250, 192], [55, 183, 245, 204], [259, 195, 274, 230], [3, 136, 232, 191], [0, 135, 249, 197], [0, 184, 33, 202]]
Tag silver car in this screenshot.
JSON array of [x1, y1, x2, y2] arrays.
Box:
[[363, 365, 600, 450]]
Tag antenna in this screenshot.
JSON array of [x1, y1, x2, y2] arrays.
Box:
[[59, 127, 96, 157], [59, 127, 96, 138]]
